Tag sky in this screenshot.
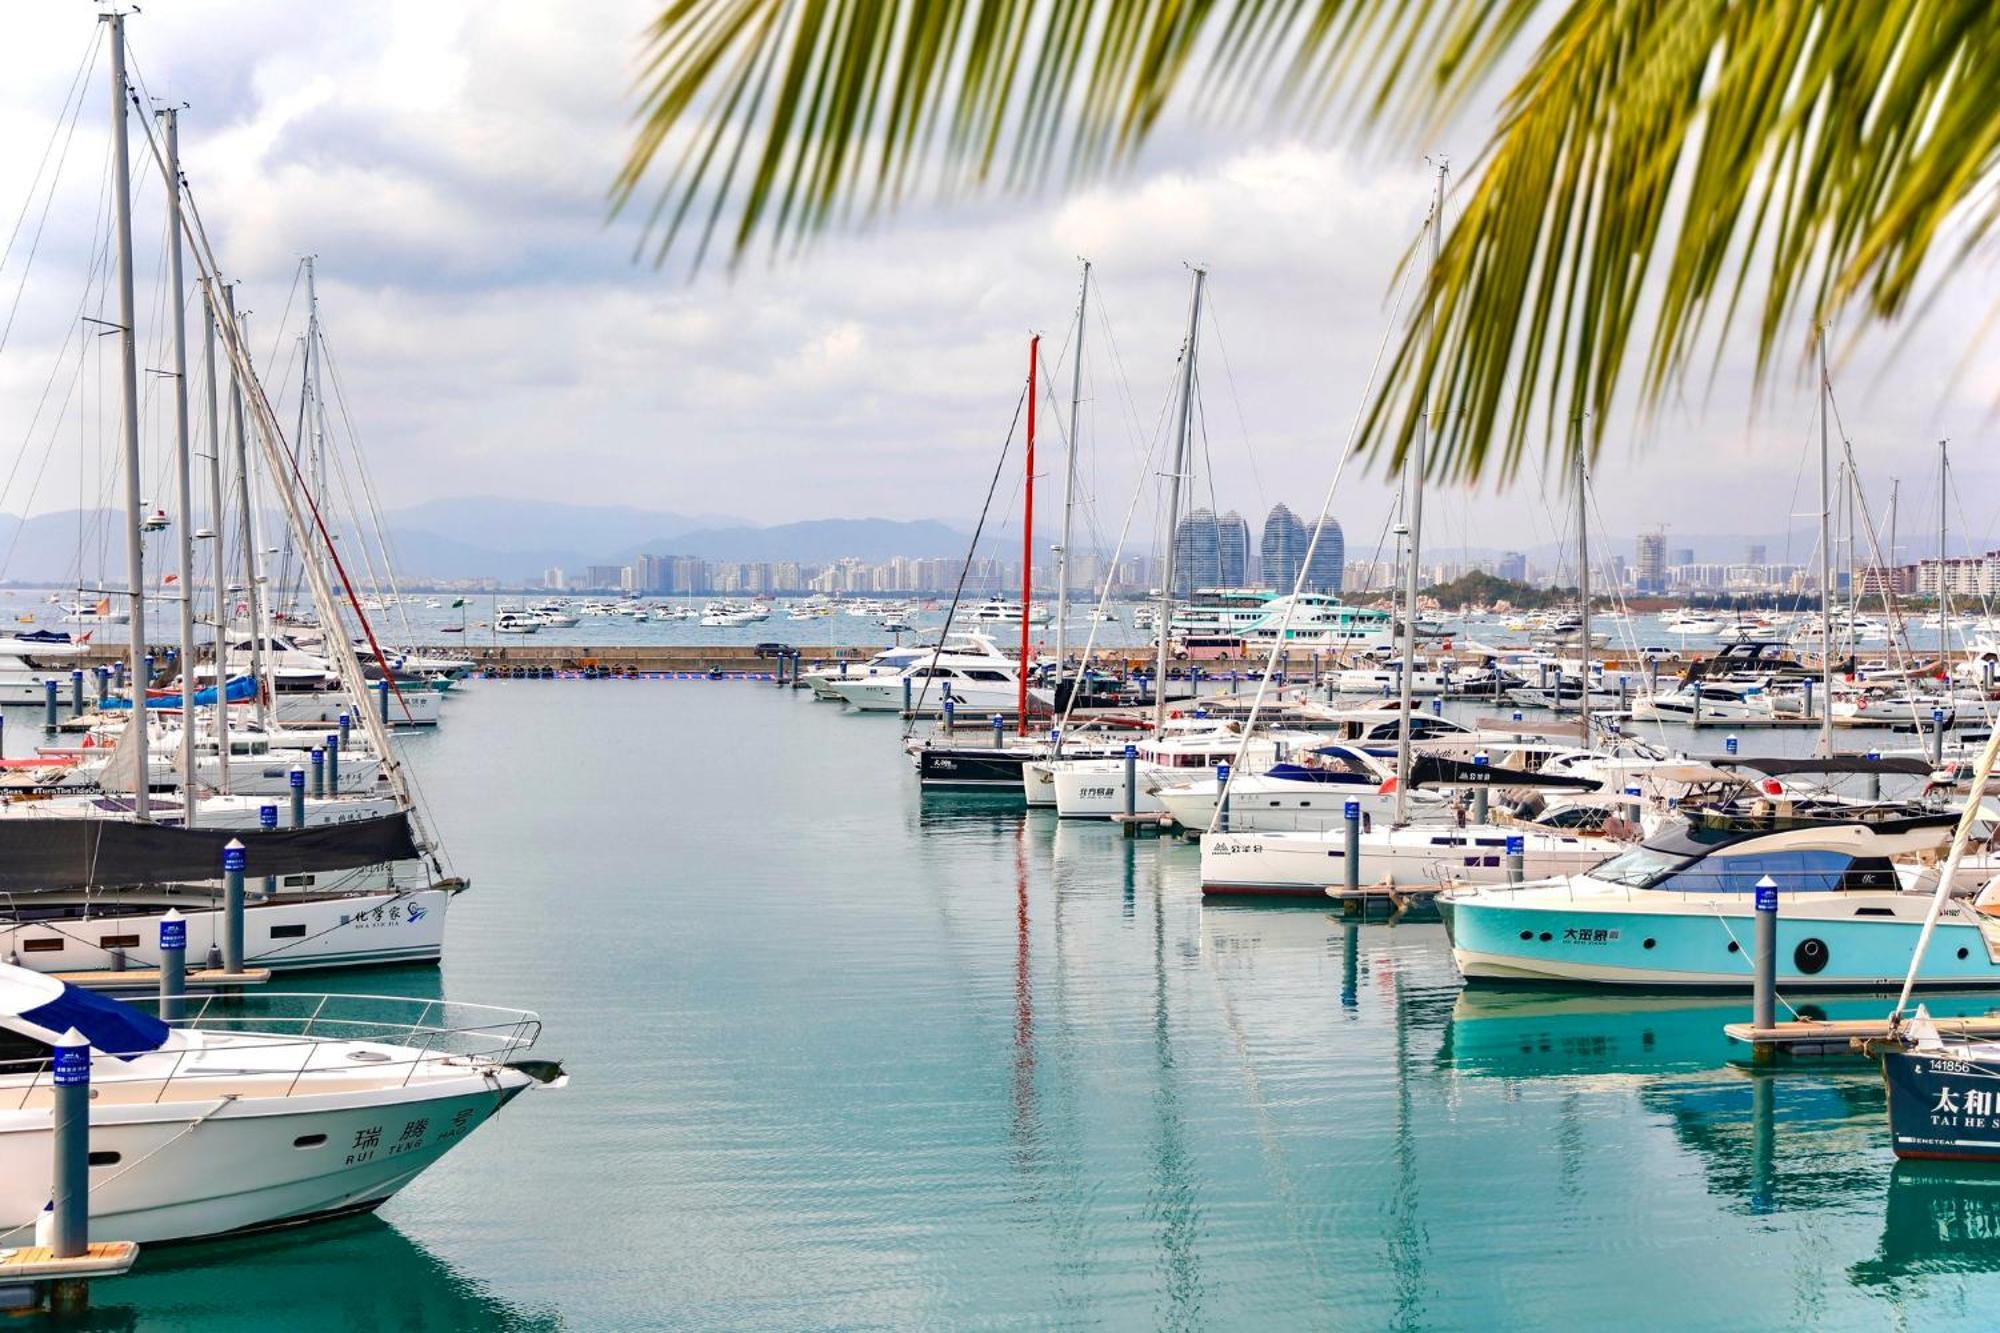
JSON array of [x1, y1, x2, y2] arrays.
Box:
[[0, 2, 1994, 570]]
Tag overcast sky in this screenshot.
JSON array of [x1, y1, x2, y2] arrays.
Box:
[[0, 2, 1994, 568]]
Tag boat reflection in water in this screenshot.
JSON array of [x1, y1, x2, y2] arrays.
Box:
[[73, 1215, 560, 1332], [1855, 1165, 2000, 1285]]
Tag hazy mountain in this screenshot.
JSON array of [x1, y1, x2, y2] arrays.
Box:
[[382, 497, 745, 554], [625, 518, 969, 564]]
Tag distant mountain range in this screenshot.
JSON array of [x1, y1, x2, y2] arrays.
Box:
[[0, 499, 976, 584], [0, 499, 1953, 585]]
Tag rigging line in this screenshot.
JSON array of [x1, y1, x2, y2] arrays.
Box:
[[316, 319, 421, 646], [1207, 220, 1425, 834], [1197, 285, 1271, 533], [1054, 363, 1184, 738], [0, 30, 99, 365], [901, 383, 1026, 740], [0, 24, 98, 279]]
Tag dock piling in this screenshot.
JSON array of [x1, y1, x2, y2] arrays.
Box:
[[93, 665, 108, 704], [310, 746, 325, 799], [1122, 744, 1138, 836], [1753, 874, 1778, 1037], [1505, 835, 1524, 885], [377, 677, 391, 723], [43, 677, 56, 730], [991, 713, 1004, 746], [222, 840, 246, 974], [1866, 750, 1880, 801], [1471, 753, 1489, 823], [50, 1030, 89, 1259], [902, 677, 912, 715], [1216, 762, 1230, 834], [69, 669, 82, 718], [338, 711, 351, 750], [288, 766, 305, 828], [158, 910, 185, 1024], [1344, 800, 1361, 897], [326, 733, 340, 794], [1932, 708, 1947, 767], [258, 804, 277, 898]]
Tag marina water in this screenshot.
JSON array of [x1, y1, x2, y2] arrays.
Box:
[[57, 680, 2000, 1330]]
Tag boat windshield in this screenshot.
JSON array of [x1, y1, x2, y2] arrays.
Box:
[[1587, 844, 1694, 889]]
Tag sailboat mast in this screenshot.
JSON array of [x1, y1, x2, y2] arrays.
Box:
[[1155, 268, 1205, 733], [1939, 439, 1949, 624], [1397, 162, 1446, 825], [105, 12, 149, 819], [1817, 326, 1834, 758], [1052, 260, 1088, 721], [160, 106, 198, 818], [1018, 334, 1037, 737], [305, 256, 327, 513], [201, 287, 230, 794], [225, 287, 270, 731], [1575, 424, 1590, 736]]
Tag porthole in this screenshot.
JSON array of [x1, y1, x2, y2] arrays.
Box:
[[1727, 941, 1739, 953], [1794, 938, 1830, 975], [87, 1150, 120, 1167], [293, 1133, 327, 1149], [1538, 932, 1552, 943], [1643, 938, 1656, 950], [1959, 947, 1971, 961], [1520, 931, 1533, 941]]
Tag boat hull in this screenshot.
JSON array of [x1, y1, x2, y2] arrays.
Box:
[[1448, 893, 2000, 988], [1884, 1047, 2000, 1162], [1202, 831, 1606, 894]]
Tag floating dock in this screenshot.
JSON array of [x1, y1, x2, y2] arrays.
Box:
[[1724, 1015, 2000, 1056]]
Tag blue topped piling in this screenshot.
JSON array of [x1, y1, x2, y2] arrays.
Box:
[[338, 712, 351, 750], [259, 803, 278, 899], [93, 665, 108, 704], [1216, 762, 1231, 833], [1122, 743, 1138, 832], [288, 766, 305, 828], [222, 839, 247, 974], [69, 668, 83, 717], [158, 910, 186, 1024], [1505, 834, 1525, 885], [1866, 750, 1881, 802], [991, 713, 1004, 746], [50, 1030, 90, 1259], [1344, 799, 1361, 896], [1472, 752, 1489, 823], [309, 747, 325, 799], [377, 677, 391, 723], [43, 676, 57, 730], [326, 734, 340, 794], [1753, 874, 1779, 1034]]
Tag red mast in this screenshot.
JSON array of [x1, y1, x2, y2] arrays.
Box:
[[1019, 335, 1038, 735]]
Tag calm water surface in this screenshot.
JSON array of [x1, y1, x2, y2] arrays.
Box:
[[43, 681, 2000, 1330]]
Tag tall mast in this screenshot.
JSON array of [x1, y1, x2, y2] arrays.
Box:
[[1816, 325, 1834, 758], [1051, 259, 1088, 725], [1574, 421, 1590, 738], [1154, 267, 1205, 733], [201, 286, 230, 793], [159, 105, 198, 818], [1397, 161, 1446, 824], [105, 12, 149, 818], [225, 287, 270, 731], [305, 256, 327, 512], [1017, 333, 1037, 737], [1939, 439, 1949, 621]]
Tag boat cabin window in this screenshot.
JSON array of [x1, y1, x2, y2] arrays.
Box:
[[1534, 806, 1611, 832], [1658, 849, 1858, 894], [1588, 844, 1695, 889], [962, 669, 1011, 682]]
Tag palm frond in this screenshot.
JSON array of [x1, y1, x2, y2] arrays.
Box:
[[615, 0, 2000, 483]]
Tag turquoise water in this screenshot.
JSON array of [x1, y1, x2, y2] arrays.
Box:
[[35, 681, 2000, 1329]]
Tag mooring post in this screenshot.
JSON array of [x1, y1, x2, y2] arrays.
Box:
[[288, 765, 305, 828], [942, 696, 955, 731], [1753, 873, 1778, 1035], [1692, 680, 1704, 727], [69, 668, 83, 717], [377, 676, 391, 723], [309, 746, 325, 799], [158, 909, 186, 1024], [902, 675, 912, 716], [1122, 743, 1138, 835], [113, 658, 125, 691], [991, 713, 1004, 747], [222, 839, 246, 974], [50, 1030, 89, 1260], [1344, 799, 1361, 897], [94, 665, 109, 704], [1216, 762, 1231, 834], [1726, 733, 1738, 757], [43, 676, 58, 730], [1472, 752, 1489, 824], [1800, 678, 1811, 722], [326, 733, 340, 794], [258, 803, 278, 898], [143, 653, 155, 687], [1932, 707, 1947, 767], [338, 711, 351, 751], [1866, 750, 1881, 802], [1506, 834, 1524, 886]]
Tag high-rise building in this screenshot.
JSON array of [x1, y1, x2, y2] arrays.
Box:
[[1303, 518, 1344, 593], [1173, 508, 1222, 596], [1671, 547, 1695, 567], [1497, 551, 1528, 583], [1747, 543, 1767, 566], [1260, 504, 1308, 591], [1635, 530, 1666, 593], [1217, 510, 1250, 587]]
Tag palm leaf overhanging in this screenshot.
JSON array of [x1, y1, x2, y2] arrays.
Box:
[[615, 1, 2000, 481]]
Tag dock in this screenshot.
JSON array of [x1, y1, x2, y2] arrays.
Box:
[[1723, 1015, 2000, 1056], [0, 1242, 140, 1282], [54, 967, 271, 991]]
